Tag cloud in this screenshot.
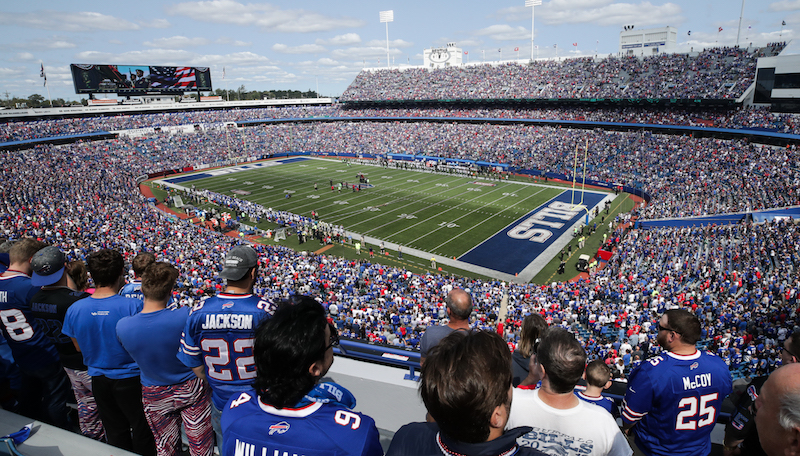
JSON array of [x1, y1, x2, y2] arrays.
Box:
[[271, 43, 328, 54], [191, 52, 272, 66], [217, 37, 252, 46], [14, 53, 36, 62], [316, 33, 362, 46], [476, 24, 531, 41], [139, 18, 171, 28], [74, 49, 198, 64], [167, 0, 365, 32], [770, 0, 800, 12], [331, 46, 403, 59], [0, 10, 141, 32], [0, 67, 28, 79], [144, 36, 211, 48], [450, 39, 482, 47], [365, 39, 414, 48], [10, 36, 77, 50], [539, 1, 683, 27]]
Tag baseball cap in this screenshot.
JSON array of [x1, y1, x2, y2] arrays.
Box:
[[31, 246, 66, 287], [219, 245, 258, 281]]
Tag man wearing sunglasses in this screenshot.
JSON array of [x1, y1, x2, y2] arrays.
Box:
[[722, 329, 800, 456], [221, 296, 382, 456], [622, 309, 732, 456]]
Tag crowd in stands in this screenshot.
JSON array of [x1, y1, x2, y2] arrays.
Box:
[[3, 104, 800, 144], [220, 121, 800, 218], [2, 115, 799, 381], [342, 47, 758, 101]]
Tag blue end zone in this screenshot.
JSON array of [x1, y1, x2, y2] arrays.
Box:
[[165, 173, 212, 184], [277, 157, 309, 164], [458, 190, 607, 275], [162, 157, 309, 184]]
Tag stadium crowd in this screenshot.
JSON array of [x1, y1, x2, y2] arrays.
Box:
[[208, 121, 800, 219], [341, 47, 759, 101], [1, 94, 800, 456], [1, 121, 798, 381], [3, 105, 800, 143], [2, 46, 800, 144]]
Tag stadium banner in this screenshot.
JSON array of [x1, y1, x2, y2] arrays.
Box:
[[637, 213, 746, 229], [459, 190, 607, 275], [388, 153, 509, 170], [70, 64, 212, 94], [750, 206, 800, 222]]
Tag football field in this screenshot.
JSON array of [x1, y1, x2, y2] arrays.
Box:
[[159, 157, 614, 280]]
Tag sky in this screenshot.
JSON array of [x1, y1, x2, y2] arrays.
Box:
[[1, 0, 799, 101]]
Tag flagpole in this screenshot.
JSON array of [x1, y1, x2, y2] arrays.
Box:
[[40, 62, 53, 108], [45, 82, 53, 108]]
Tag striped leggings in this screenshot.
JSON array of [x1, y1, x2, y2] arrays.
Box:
[[142, 376, 213, 456], [63, 367, 105, 441]]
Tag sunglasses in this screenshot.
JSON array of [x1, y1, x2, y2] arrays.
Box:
[[325, 323, 340, 351], [656, 322, 680, 334]]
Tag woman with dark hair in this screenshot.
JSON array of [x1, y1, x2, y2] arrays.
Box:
[[221, 296, 382, 456], [512, 313, 548, 387]]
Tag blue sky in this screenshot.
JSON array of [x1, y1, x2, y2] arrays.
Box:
[[2, 0, 799, 101]]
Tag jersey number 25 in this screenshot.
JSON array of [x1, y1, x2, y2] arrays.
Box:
[[676, 393, 718, 430]]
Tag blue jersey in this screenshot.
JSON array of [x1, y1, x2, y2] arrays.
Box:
[[177, 292, 274, 409], [575, 390, 618, 417], [119, 281, 143, 302], [62, 294, 143, 379], [0, 273, 60, 370], [221, 387, 382, 456], [622, 350, 732, 456], [116, 306, 195, 387]]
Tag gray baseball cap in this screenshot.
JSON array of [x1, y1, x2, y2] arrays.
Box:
[[219, 245, 258, 281], [31, 246, 66, 287]]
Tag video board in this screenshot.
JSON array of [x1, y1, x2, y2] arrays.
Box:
[[70, 64, 212, 94]]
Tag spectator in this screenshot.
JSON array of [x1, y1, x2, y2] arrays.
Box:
[[723, 329, 800, 456], [754, 363, 800, 456], [419, 288, 472, 364], [512, 313, 548, 387], [0, 239, 73, 429], [117, 262, 213, 456], [62, 248, 156, 456], [507, 327, 631, 456], [119, 251, 155, 301], [221, 296, 382, 456], [578, 359, 618, 417], [29, 246, 104, 440], [622, 309, 733, 456], [388, 330, 546, 456], [177, 245, 275, 451]]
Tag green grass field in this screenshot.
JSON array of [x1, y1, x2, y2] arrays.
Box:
[[154, 157, 637, 283], [180, 157, 571, 259]]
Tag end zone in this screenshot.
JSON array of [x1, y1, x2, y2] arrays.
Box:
[[458, 190, 611, 278]]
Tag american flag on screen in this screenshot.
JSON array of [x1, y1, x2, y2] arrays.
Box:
[[149, 66, 196, 89]]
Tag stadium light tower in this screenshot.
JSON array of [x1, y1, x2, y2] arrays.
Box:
[[380, 10, 394, 69], [736, 0, 746, 47], [525, 0, 542, 62]]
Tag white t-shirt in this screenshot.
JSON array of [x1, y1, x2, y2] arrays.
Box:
[[507, 388, 632, 456]]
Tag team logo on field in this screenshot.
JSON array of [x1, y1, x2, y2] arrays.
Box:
[[269, 421, 290, 435], [690, 362, 699, 370], [222, 302, 234, 309]]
